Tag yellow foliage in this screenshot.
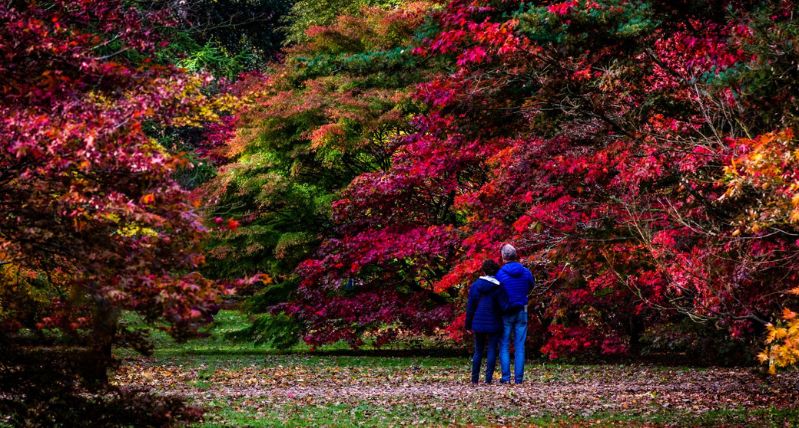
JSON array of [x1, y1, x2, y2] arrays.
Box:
[[724, 129, 799, 232], [0, 259, 54, 322], [118, 224, 159, 238], [171, 75, 251, 128], [761, 310, 799, 374], [767, 326, 788, 341]]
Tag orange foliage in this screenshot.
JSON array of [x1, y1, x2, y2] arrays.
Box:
[[724, 129, 799, 232]]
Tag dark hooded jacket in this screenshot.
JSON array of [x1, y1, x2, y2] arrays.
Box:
[[465, 276, 507, 333], [496, 261, 535, 312]]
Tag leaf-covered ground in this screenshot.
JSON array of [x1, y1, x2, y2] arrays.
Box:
[[115, 353, 799, 427], [111, 312, 799, 426]]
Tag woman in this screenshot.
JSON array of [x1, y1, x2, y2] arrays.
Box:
[[465, 259, 506, 384]]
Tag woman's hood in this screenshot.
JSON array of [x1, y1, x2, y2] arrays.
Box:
[[476, 276, 500, 293]]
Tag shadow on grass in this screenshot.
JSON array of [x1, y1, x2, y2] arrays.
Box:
[[160, 347, 471, 358], [151, 346, 760, 370]]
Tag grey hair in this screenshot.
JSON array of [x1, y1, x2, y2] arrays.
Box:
[[500, 244, 518, 261]]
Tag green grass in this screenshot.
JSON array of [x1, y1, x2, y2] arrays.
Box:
[[583, 407, 799, 426], [117, 309, 468, 368], [197, 402, 493, 427], [195, 402, 799, 427], [134, 352, 465, 375], [118, 309, 284, 356]]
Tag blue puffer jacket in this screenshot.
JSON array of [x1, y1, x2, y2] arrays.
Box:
[[465, 276, 505, 333], [496, 262, 535, 311]]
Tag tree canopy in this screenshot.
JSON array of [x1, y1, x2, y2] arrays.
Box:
[[278, 0, 799, 362], [5, 2, 799, 424]]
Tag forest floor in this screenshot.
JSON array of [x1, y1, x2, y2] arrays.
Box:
[[113, 312, 799, 427]]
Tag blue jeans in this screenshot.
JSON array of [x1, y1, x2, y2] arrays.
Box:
[[471, 332, 500, 384], [500, 309, 528, 383]]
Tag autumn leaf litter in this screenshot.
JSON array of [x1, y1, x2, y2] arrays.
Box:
[[114, 356, 799, 424]]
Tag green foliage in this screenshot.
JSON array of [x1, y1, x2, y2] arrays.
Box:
[[176, 42, 261, 79], [116, 309, 279, 356], [154, 126, 219, 189], [157, 33, 246, 79], [226, 313, 302, 348], [245, 278, 300, 313], [161, 0, 293, 77], [282, 0, 404, 45], [723, 5, 799, 131], [204, 3, 437, 299], [515, 0, 657, 43]]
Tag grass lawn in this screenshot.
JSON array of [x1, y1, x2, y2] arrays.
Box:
[[114, 311, 799, 427]]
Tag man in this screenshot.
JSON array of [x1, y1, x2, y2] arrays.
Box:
[[495, 243, 535, 384]]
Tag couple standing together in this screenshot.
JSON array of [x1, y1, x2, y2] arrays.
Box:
[[465, 244, 535, 385]]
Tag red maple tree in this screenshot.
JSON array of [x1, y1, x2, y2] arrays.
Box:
[[0, 0, 224, 371], [293, 0, 799, 360]]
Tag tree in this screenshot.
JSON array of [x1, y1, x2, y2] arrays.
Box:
[[0, 1, 225, 423], [297, 0, 799, 362], [204, 3, 442, 347], [281, 0, 404, 45], [165, 0, 293, 78]]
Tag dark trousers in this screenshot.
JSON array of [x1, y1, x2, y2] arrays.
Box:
[[471, 332, 500, 384]]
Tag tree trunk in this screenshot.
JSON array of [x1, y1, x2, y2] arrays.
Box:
[[628, 316, 644, 357], [87, 297, 119, 386]]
